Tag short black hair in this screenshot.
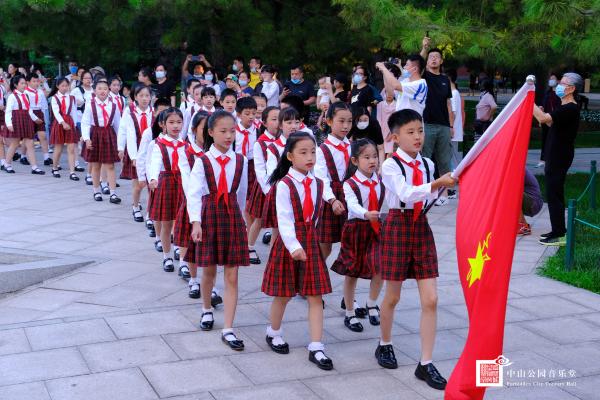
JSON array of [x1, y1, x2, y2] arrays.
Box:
[[387, 109, 423, 133], [428, 48, 443, 59], [186, 78, 200, 89], [201, 86, 216, 98], [236, 96, 257, 113], [234, 56, 245, 64], [406, 53, 426, 73], [250, 56, 261, 65], [220, 88, 237, 102], [26, 72, 39, 81], [280, 95, 304, 116], [290, 64, 304, 73], [154, 97, 171, 108]]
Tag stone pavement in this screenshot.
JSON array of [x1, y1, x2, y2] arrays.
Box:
[[1, 160, 599, 400]]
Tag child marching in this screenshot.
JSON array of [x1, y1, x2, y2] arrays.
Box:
[[49, 77, 79, 179]]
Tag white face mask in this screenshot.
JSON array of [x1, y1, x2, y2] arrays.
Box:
[[357, 121, 369, 130], [155, 70, 166, 79]]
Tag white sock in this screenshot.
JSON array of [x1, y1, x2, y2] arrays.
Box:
[[308, 342, 326, 360], [31, 165, 38, 170], [222, 328, 235, 341], [189, 277, 199, 286], [1, 159, 6, 166], [266, 325, 283, 338], [163, 251, 171, 260], [367, 299, 379, 316], [110, 190, 116, 196], [421, 359, 432, 365], [379, 340, 393, 346], [212, 287, 220, 296], [132, 205, 141, 212], [93, 186, 101, 193], [21, 155, 26, 160], [202, 308, 214, 323], [367, 298, 377, 308], [248, 245, 255, 251], [44, 153, 49, 159], [180, 263, 188, 269], [345, 309, 356, 318]]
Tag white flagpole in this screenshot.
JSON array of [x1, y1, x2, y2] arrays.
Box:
[[452, 76, 537, 179]]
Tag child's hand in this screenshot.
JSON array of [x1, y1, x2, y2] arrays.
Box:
[[438, 172, 457, 188], [138, 180, 147, 188], [331, 199, 346, 215], [132, 159, 136, 167], [85, 139, 92, 149], [118, 150, 124, 161], [364, 210, 380, 221], [191, 222, 202, 242], [7, 125, 13, 132], [291, 248, 307, 261], [35, 118, 43, 125], [149, 179, 158, 190], [62, 122, 71, 130]]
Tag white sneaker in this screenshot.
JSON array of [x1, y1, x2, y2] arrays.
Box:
[[536, 161, 545, 168], [435, 196, 449, 206]]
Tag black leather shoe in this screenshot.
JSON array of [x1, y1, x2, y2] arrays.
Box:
[[178, 265, 191, 279], [101, 185, 110, 195], [85, 175, 93, 185], [344, 316, 364, 332], [249, 249, 261, 265], [12, 153, 20, 161], [162, 257, 174, 272], [366, 304, 381, 326], [69, 173, 80, 181], [44, 158, 52, 166], [188, 282, 200, 299], [222, 332, 245, 351], [109, 194, 121, 204], [262, 231, 272, 244], [74, 165, 85, 172], [309, 350, 333, 370], [31, 168, 45, 175], [149, 228, 156, 238], [266, 335, 289, 354], [20, 157, 30, 165], [414, 362, 447, 390], [540, 231, 553, 239], [340, 298, 367, 319], [211, 290, 223, 308], [375, 344, 398, 369], [93, 192, 103, 201], [154, 240, 163, 252], [4, 165, 15, 173], [200, 312, 214, 331], [132, 209, 144, 222], [174, 248, 180, 261]]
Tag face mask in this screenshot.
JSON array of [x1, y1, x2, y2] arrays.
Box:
[[69, 66, 78, 74], [402, 70, 412, 79], [232, 64, 238, 72], [204, 74, 213, 82], [291, 78, 301, 85], [357, 121, 369, 130], [155, 71, 166, 79], [250, 67, 257, 73], [238, 79, 248, 87], [548, 79, 557, 87], [193, 74, 203, 79], [555, 84, 567, 98], [352, 74, 363, 85]]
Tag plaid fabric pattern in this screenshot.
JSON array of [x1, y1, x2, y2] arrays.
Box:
[[6, 109, 35, 139], [183, 237, 202, 265], [32, 110, 45, 129], [261, 185, 278, 228], [120, 108, 144, 180], [148, 142, 182, 222], [83, 102, 119, 163], [317, 144, 347, 243], [262, 176, 332, 297], [246, 179, 266, 218], [379, 209, 438, 281], [198, 153, 250, 267], [173, 201, 192, 247], [247, 159, 256, 195], [50, 116, 79, 144], [0, 110, 5, 137], [146, 184, 155, 213]]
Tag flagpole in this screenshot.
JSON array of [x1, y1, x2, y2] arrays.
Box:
[[452, 76, 537, 180]]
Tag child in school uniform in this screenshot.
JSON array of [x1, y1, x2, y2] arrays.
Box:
[[280, 95, 315, 137], [179, 78, 200, 114], [72, 70, 94, 180], [3, 75, 44, 174], [246, 106, 279, 263], [81, 78, 121, 203], [136, 99, 170, 245], [49, 77, 79, 179], [252, 93, 267, 124], [262, 107, 301, 242], [188, 110, 249, 350], [375, 109, 455, 391], [262, 131, 334, 370], [331, 138, 385, 332], [25, 73, 51, 166], [233, 97, 259, 261], [118, 85, 153, 222], [199, 87, 217, 115], [175, 111, 209, 289], [315, 102, 351, 261], [219, 89, 237, 116], [109, 76, 126, 116], [148, 107, 186, 273], [0, 84, 6, 169], [181, 84, 203, 140]]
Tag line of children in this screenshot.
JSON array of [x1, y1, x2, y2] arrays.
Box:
[[188, 110, 249, 349], [48, 77, 79, 179]]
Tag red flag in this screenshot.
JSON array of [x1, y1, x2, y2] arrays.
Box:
[[445, 82, 535, 400]]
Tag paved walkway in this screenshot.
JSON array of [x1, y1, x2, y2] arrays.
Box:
[[0, 158, 599, 400]]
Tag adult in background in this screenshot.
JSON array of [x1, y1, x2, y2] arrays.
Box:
[[537, 73, 561, 168], [473, 79, 497, 142], [153, 64, 176, 106], [420, 37, 454, 206], [248, 56, 262, 89], [281, 64, 316, 120], [533, 72, 583, 246]]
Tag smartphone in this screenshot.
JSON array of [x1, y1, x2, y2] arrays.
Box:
[[426, 30, 430, 37], [388, 57, 399, 65], [191, 55, 200, 62], [325, 76, 331, 84]]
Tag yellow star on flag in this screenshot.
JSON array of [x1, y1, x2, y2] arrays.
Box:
[[466, 232, 492, 288]]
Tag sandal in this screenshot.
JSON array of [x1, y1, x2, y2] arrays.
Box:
[[178, 265, 191, 279], [31, 167, 46, 175], [163, 257, 174, 272], [154, 240, 163, 252], [85, 175, 93, 185], [51, 168, 61, 178], [200, 311, 214, 331], [249, 249, 261, 265], [93, 192, 103, 201], [221, 332, 244, 351], [101, 185, 110, 195], [132, 209, 144, 222], [109, 194, 121, 204], [69, 173, 80, 181], [188, 281, 200, 299]]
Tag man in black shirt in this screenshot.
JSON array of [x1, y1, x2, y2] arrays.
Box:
[[281, 65, 316, 120], [533, 72, 583, 246], [420, 38, 455, 205]]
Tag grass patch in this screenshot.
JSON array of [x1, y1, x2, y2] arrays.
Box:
[[535, 172, 600, 294]]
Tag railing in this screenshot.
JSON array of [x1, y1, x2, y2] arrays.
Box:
[[565, 160, 598, 270]]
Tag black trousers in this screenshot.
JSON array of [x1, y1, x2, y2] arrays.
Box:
[[544, 165, 570, 236], [540, 125, 549, 161]]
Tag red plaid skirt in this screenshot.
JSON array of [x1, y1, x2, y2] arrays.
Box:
[[146, 185, 155, 215], [149, 171, 182, 222], [331, 219, 380, 279], [318, 181, 347, 243], [0, 110, 6, 137], [197, 192, 250, 266], [261, 185, 278, 228], [5, 110, 34, 139], [262, 223, 332, 297], [379, 209, 438, 281], [173, 200, 192, 248], [32, 110, 45, 131], [183, 237, 202, 265], [83, 126, 120, 163], [120, 150, 137, 180], [50, 117, 79, 144], [247, 159, 256, 193], [247, 179, 266, 218]]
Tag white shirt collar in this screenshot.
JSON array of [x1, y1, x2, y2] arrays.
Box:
[[237, 120, 255, 133], [395, 147, 423, 164], [288, 167, 314, 183], [95, 97, 111, 106], [190, 141, 203, 153], [136, 105, 150, 115], [263, 131, 276, 141], [326, 134, 349, 145], [209, 144, 235, 160], [354, 170, 378, 183]]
